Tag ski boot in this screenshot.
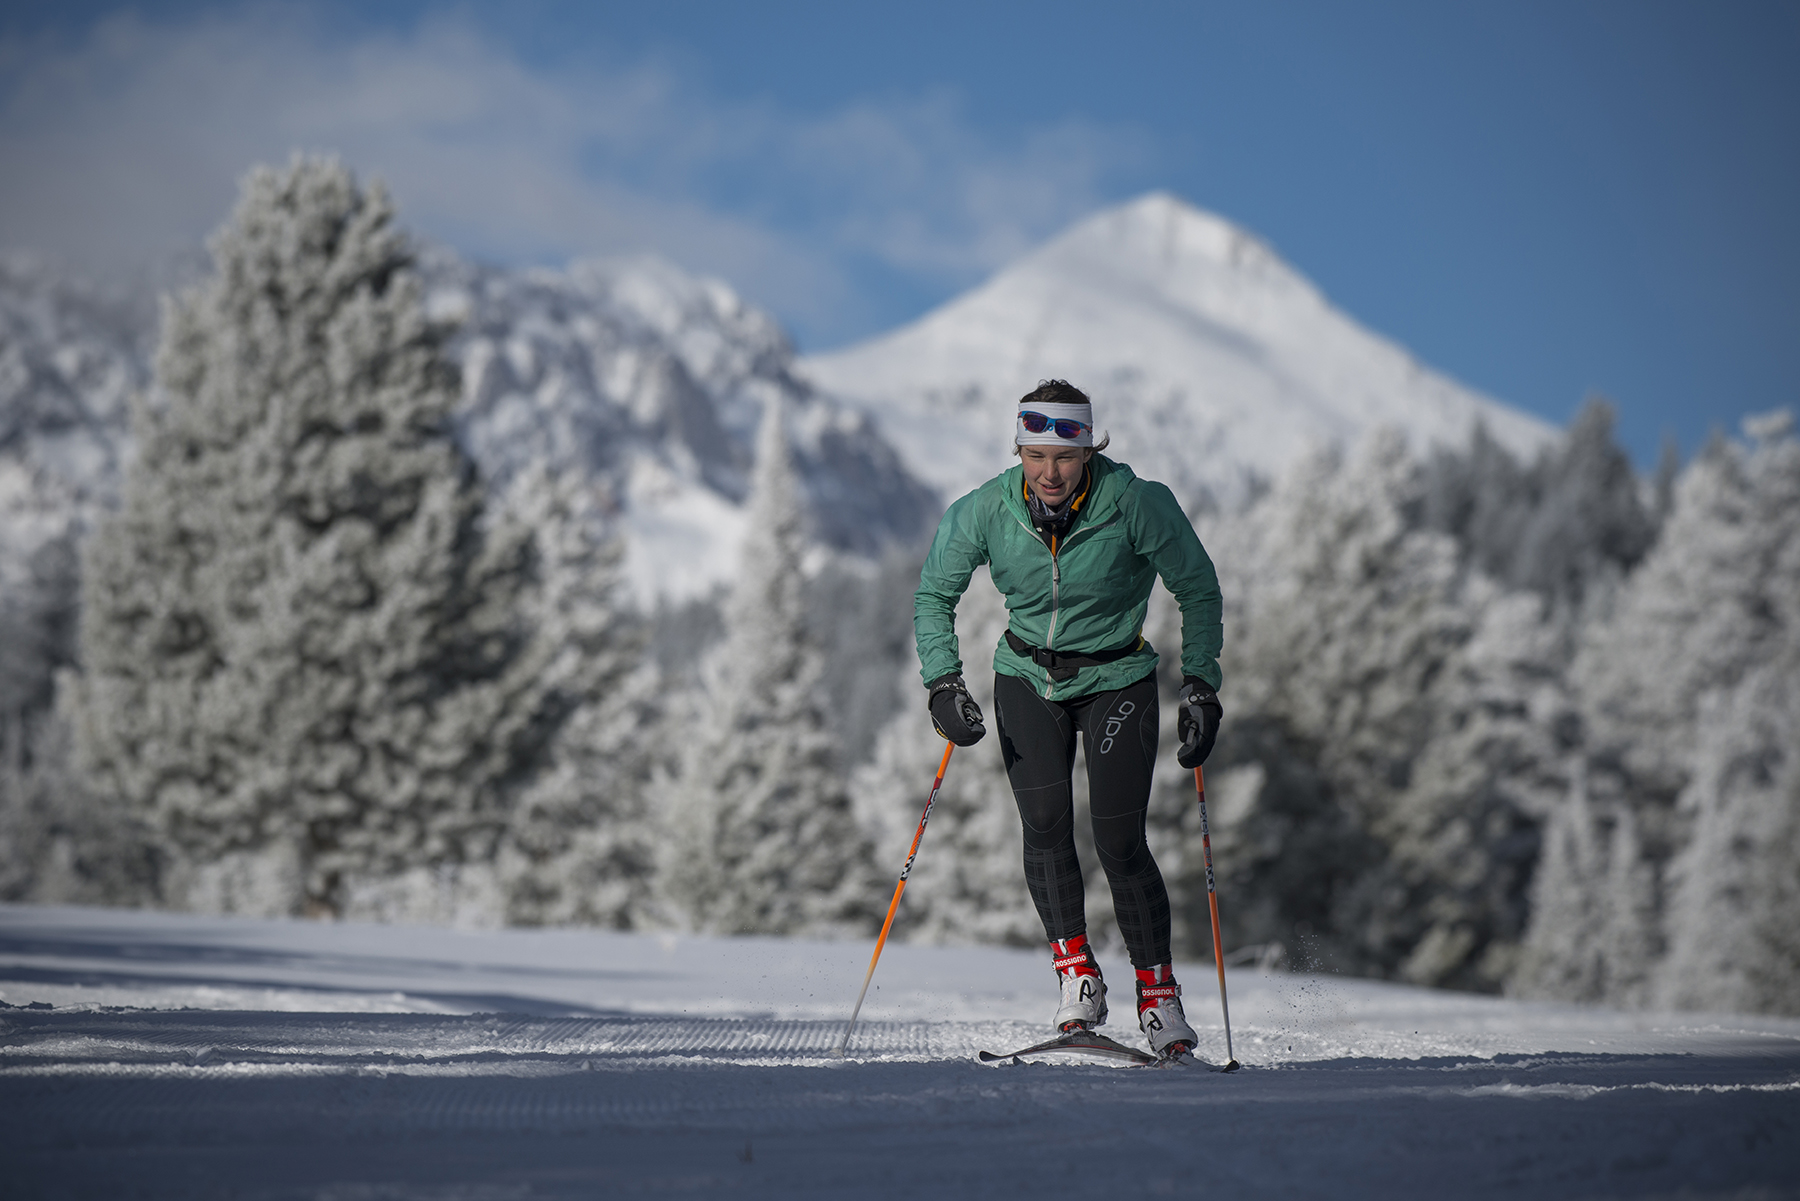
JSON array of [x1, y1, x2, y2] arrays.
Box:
[[1136, 964, 1199, 1058], [1050, 934, 1108, 1031]]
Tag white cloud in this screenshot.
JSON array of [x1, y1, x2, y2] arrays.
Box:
[[0, 7, 1144, 343]]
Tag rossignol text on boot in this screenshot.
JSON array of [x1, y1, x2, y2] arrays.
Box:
[[1136, 964, 1198, 1058]]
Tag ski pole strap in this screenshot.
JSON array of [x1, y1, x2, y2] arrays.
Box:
[[1003, 629, 1144, 682]]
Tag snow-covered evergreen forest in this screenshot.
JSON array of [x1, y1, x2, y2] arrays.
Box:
[[2, 157, 1796, 1017]]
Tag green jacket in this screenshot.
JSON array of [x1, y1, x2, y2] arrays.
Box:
[[914, 454, 1223, 700]]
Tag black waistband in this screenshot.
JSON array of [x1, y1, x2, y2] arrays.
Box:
[[1004, 628, 1145, 682]]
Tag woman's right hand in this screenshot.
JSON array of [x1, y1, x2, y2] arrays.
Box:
[[1177, 677, 1222, 768], [926, 674, 986, 746]]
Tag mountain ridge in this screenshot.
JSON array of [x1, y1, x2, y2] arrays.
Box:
[[0, 248, 938, 608], [429, 251, 936, 601], [801, 191, 1556, 508]]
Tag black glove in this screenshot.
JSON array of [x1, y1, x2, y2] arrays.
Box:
[[927, 673, 986, 747], [1176, 677, 1222, 768]]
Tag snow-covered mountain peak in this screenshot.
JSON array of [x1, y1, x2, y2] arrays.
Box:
[[801, 192, 1555, 509], [1039, 190, 1317, 305]]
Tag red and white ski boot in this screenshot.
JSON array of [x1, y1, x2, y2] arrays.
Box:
[[1050, 934, 1108, 1031], [1136, 964, 1198, 1058]]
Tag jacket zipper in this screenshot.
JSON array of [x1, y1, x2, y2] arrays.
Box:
[[1010, 510, 1123, 698], [1008, 512, 1059, 696], [1045, 514, 1119, 646]]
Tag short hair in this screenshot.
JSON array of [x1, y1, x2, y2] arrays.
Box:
[[1018, 379, 1090, 408], [1013, 379, 1110, 455]]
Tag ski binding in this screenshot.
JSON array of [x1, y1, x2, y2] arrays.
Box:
[[977, 1029, 1237, 1071], [978, 1029, 1159, 1067]]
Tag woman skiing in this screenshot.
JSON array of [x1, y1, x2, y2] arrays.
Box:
[[914, 380, 1223, 1058]]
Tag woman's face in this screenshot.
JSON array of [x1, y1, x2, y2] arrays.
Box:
[[1020, 444, 1092, 506]]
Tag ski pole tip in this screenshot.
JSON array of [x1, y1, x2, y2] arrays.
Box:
[[1222, 1059, 1241, 1073]]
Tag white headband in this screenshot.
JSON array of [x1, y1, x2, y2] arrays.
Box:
[[1016, 401, 1095, 447]]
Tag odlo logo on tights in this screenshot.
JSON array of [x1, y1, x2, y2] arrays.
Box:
[[1098, 700, 1136, 755]]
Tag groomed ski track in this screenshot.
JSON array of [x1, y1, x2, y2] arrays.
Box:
[[5, 905, 1799, 1198]]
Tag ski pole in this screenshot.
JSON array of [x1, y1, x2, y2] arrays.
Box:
[[833, 740, 956, 1057], [1195, 765, 1241, 1071]]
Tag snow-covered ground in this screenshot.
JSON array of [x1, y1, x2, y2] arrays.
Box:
[[3, 904, 1797, 1199]]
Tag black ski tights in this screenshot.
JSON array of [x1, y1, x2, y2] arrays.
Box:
[[993, 671, 1171, 968]]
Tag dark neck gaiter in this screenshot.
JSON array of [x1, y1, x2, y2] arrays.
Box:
[[1025, 467, 1089, 540]]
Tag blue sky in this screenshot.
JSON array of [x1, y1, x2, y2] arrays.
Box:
[[2, 1, 1795, 464]]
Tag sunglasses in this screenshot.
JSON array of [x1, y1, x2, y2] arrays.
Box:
[[1019, 411, 1092, 440]]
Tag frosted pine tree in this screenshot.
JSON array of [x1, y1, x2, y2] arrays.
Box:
[[1744, 766, 1800, 1012], [1184, 433, 1466, 974], [1, 461, 158, 906], [1183, 429, 1571, 985], [1506, 399, 1656, 610], [1420, 401, 1657, 615], [1653, 676, 1798, 1012], [1575, 425, 1788, 814], [68, 158, 565, 918], [657, 397, 873, 935], [0, 463, 80, 760], [1512, 764, 1659, 1004], [1374, 578, 1578, 990], [850, 570, 1040, 947], [1645, 412, 1800, 1014], [492, 466, 660, 928], [0, 463, 156, 905], [1222, 433, 1465, 804], [1512, 775, 1605, 1000], [1519, 411, 1800, 1012]]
